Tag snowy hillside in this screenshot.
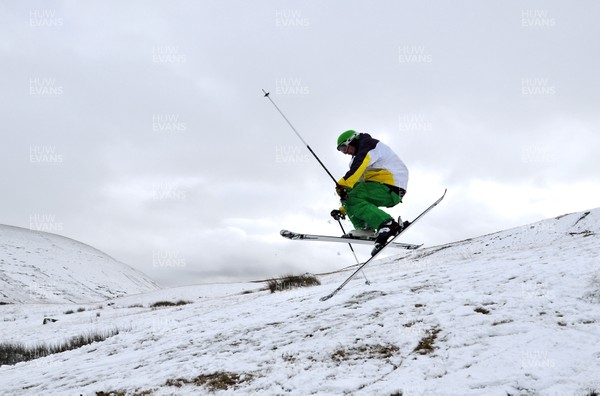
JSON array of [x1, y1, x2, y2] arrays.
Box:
[[1, 209, 599, 395], [0, 225, 159, 303]]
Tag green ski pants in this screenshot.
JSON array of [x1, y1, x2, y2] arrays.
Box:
[[342, 182, 402, 231]]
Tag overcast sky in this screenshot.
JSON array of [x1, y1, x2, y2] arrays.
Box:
[[1, 1, 599, 286]]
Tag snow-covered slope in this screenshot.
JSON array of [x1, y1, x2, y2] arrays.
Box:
[[0, 209, 599, 395], [0, 225, 159, 303]]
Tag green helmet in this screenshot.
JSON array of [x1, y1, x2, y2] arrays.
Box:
[[336, 130, 358, 149]]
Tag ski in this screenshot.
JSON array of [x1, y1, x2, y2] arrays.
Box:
[[320, 189, 447, 301], [280, 230, 422, 250]]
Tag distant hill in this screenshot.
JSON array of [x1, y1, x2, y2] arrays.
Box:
[[0, 225, 159, 303]]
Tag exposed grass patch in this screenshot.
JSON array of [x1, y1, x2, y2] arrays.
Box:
[[331, 343, 399, 362], [344, 290, 387, 307], [165, 371, 254, 392], [64, 309, 75, 315], [569, 230, 594, 237], [150, 300, 191, 308], [282, 352, 297, 363], [268, 274, 320, 293], [0, 329, 120, 366], [403, 319, 423, 328], [474, 307, 491, 315], [413, 327, 441, 355], [0, 302, 11, 305], [77, 307, 86, 313], [410, 285, 430, 293], [240, 287, 270, 295], [492, 319, 513, 326], [96, 390, 152, 396]]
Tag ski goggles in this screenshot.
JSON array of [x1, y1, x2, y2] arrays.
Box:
[[337, 133, 357, 153], [337, 143, 350, 153]]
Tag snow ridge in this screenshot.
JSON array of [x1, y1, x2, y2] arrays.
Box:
[[1, 209, 599, 395], [0, 224, 159, 303]]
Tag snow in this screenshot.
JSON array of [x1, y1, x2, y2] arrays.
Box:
[[1, 209, 600, 395], [0, 225, 159, 303]]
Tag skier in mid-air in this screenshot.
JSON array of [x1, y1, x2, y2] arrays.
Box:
[[331, 130, 409, 253]]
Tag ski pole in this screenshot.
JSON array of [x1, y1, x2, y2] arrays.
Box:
[[262, 89, 338, 185], [336, 220, 370, 285], [263, 89, 368, 280]]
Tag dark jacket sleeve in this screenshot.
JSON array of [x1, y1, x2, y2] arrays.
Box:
[[339, 134, 379, 188]]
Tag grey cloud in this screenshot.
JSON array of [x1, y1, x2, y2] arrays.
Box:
[[2, 1, 598, 286]]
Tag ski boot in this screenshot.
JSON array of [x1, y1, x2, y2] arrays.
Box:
[[371, 218, 402, 256], [343, 228, 376, 240]]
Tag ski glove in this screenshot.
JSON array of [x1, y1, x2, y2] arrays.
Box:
[[335, 184, 349, 201], [330, 209, 346, 221]]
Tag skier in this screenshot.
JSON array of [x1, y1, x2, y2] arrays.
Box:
[[331, 130, 409, 252]]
